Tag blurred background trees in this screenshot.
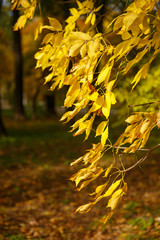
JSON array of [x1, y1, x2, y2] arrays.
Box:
[[0, 0, 159, 137], [0, 0, 76, 124]]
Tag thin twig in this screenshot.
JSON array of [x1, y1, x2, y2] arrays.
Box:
[[128, 101, 160, 108], [120, 143, 160, 173], [55, 0, 76, 3], [114, 146, 149, 152]]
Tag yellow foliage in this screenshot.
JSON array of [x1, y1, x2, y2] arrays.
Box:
[[11, 0, 160, 223], [11, 0, 38, 30]]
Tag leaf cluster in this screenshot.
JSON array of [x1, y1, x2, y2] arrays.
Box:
[[10, 0, 160, 222]]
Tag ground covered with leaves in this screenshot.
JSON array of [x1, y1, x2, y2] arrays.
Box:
[[0, 117, 160, 240]]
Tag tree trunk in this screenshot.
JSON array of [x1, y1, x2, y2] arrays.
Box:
[[0, 0, 7, 135], [63, 0, 71, 20], [32, 86, 41, 119], [0, 0, 2, 12], [45, 93, 57, 116], [95, 0, 106, 33], [13, 10, 25, 120], [0, 95, 7, 135]]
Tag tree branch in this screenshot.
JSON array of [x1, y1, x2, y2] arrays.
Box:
[[120, 143, 160, 173], [55, 0, 76, 3], [128, 101, 160, 108], [114, 146, 149, 152]]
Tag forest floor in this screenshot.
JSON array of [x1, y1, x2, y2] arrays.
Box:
[[0, 117, 160, 240]]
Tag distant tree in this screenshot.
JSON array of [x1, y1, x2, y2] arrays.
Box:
[[21, 19, 43, 118], [13, 9, 25, 119], [11, 0, 160, 223], [0, 0, 2, 11], [0, 0, 7, 135]]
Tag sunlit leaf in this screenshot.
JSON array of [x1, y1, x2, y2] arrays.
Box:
[[48, 17, 62, 31], [96, 121, 108, 137]]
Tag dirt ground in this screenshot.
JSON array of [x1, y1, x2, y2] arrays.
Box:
[[0, 119, 160, 240]]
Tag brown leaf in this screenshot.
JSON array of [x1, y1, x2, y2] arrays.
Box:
[[157, 109, 160, 128]]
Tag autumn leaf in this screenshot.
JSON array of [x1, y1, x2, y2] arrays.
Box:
[[157, 109, 160, 128], [48, 17, 62, 31], [11, 0, 160, 223]]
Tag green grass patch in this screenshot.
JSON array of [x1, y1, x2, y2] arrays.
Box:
[[128, 216, 154, 231], [0, 117, 94, 168]]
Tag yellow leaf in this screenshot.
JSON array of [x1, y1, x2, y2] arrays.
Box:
[[103, 179, 121, 197], [96, 121, 108, 137], [20, 0, 30, 8], [85, 12, 93, 24], [100, 211, 114, 223], [88, 38, 100, 58], [85, 114, 96, 140], [121, 31, 132, 40], [70, 8, 79, 16], [44, 72, 54, 84], [101, 126, 108, 146], [102, 93, 112, 119], [11, 1, 18, 10], [114, 15, 123, 32], [76, 0, 82, 9], [42, 25, 60, 32], [90, 95, 104, 112], [48, 17, 62, 31], [157, 109, 160, 128], [152, 31, 160, 49], [125, 114, 142, 124], [75, 171, 95, 186], [76, 202, 94, 213], [140, 120, 150, 134], [123, 13, 138, 31], [123, 182, 128, 194], [114, 37, 139, 59], [34, 51, 44, 60], [60, 108, 80, 122], [64, 92, 78, 107], [70, 156, 83, 166], [73, 122, 87, 137], [107, 80, 116, 92], [71, 113, 89, 132], [91, 13, 96, 26], [34, 22, 43, 40], [140, 129, 151, 148], [96, 63, 112, 85], [77, 179, 94, 191], [72, 31, 91, 41], [95, 183, 107, 194], [102, 105, 110, 119], [90, 182, 108, 197], [124, 124, 135, 134], [77, 169, 103, 191], [94, 5, 103, 12], [124, 48, 148, 74], [107, 188, 123, 210], [69, 42, 83, 57], [90, 92, 99, 101], [13, 15, 27, 30], [104, 164, 113, 178], [131, 62, 149, 89], [42, 33, 53, 45], [80, 43, 87, 58], [110, 92, 116, 104]]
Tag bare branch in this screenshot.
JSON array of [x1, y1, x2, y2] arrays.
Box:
[[55, 0, 76, 4], [128, 101, 160, 108], [114, 146, 149, 152], [120, 143, 160, 173]]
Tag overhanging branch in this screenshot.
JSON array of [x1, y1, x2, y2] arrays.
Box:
[[120, 143, 160, 173]]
